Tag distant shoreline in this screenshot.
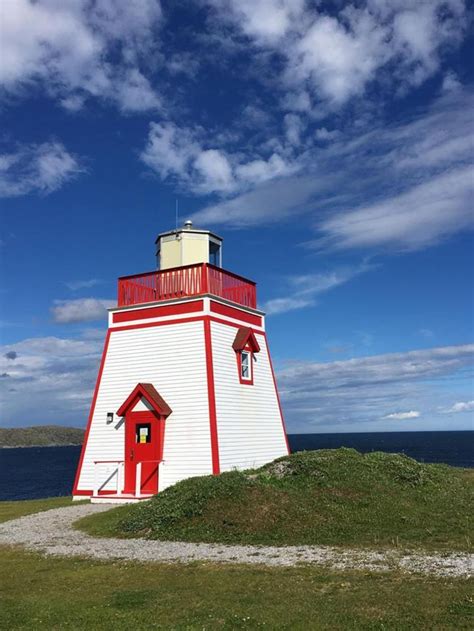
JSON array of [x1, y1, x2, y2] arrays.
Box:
[[0, 426, 85, 449], [0, 443, 83, 449]]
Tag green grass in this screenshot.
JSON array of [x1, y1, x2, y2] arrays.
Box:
[[0, 546, 472, 630], [77, 448, 473, 550], [1, 489, 472, 628], [0, 496, 75, 523]]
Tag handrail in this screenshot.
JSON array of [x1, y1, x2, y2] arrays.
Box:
[[118, 263, 202, 281], [118, 263, 256, 286], [93, 460, 124, 497], [117, 263, 257, 309], [135, 459, 161, 496]]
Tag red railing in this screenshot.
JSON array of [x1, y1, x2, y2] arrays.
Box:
[[118, 263, 256, 309]]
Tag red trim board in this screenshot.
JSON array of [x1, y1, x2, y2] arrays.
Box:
[[210, 300, 262, 326], [72, 330, 111, 495], [263, 332, 291, 455], [113, 299, 203, 323], [204, 317, 220, 474], [112, 315, 205, 333], [110, 314, 265, 335]]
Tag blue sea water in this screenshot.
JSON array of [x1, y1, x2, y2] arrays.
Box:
[[0, 431, 472, 501]]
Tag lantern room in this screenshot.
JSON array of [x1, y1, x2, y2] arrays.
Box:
[[156, 220, 223, 270]]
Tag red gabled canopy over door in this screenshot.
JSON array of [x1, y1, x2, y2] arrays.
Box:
[[117, 384, 172, 495]]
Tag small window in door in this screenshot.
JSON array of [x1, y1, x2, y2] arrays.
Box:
[[136, 423, 151, 444]]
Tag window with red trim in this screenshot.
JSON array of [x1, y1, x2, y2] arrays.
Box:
[[236, 345, 255, 385], [233, 327, 260, 386]]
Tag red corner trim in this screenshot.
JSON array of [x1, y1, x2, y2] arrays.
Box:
[[204, 317, 220, 474], [263, 332, 291, 455], [116, 383, 172, 417], [72, 330, 111, 495]]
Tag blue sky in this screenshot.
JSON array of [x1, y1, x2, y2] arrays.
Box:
[[0, 0, 473, 432]]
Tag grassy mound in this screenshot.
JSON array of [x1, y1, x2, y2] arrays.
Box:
[[77, 448, 473, 550]]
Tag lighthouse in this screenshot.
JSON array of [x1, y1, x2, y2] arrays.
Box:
[[73, 222, 290, 502]]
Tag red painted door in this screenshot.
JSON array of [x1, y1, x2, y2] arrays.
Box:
[[124, 411, 160, 495]]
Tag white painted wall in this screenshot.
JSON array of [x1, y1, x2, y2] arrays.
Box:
[[77, 320, 212, 492], [211, 320, 288, 471]]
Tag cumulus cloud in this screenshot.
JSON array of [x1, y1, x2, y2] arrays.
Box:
[[193, 87, 474, 252], [0, 0, 162, 112], [51, 298, 115, 324], [194, 149, 234, 193], [4, 351, 17, 360], [278, 344, 474, 431], [206, 0, 466, 107], [442, 400, 474, 414], [0, 336, 102, 426], [207, 0, 305, 44], [0, 142, 83, 197], [141, 120, 297, 195], [383, 410, 420, 420]]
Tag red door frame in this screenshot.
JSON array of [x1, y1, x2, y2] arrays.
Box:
[[123, 410, 166, 495]]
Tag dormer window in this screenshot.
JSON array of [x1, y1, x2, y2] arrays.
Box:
[[240, 349, 252, 382], [232, 327, 260, 386]]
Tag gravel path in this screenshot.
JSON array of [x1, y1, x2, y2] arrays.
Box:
[[0, 504, 472, 578]]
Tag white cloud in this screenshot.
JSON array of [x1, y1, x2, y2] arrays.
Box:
[[192, 88, 474, 253], [51, 298, 115, 323], [207, 0, 467, 107], [0, 142, 83, 197], [141, 120, 298, 195], [290, 12, 386, 105], [442, 71, 462, 93], [383, 410, 420, 420], [234, 153, 297, 186], [277, 344, 474, 431], [141, 122, 199, 181], [284, 114, 305, 146], [443, 400, 474, 414], [0, 335, 102, 426], [207, 0, 305, 44], [315, 165, 474, 252], [263, 264, 372, 315], [0, 0, 162, 112], [194, 149, 234, 193], [315, 128, 341, 142], [191, 172, 322, 226]]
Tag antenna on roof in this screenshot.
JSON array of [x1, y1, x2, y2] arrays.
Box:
[[175, 199, 179, 231]]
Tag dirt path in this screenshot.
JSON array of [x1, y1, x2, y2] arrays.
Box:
[[0, 504, 472, 577]]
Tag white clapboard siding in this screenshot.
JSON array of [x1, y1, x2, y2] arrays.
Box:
[[77, 320, 212, 492], [211, 320, 288, 471]]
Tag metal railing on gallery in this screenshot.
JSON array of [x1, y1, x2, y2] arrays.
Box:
[[117, 263, 257, 309]]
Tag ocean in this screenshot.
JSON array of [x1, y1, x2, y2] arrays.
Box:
[[0, 431, 472, 501]]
